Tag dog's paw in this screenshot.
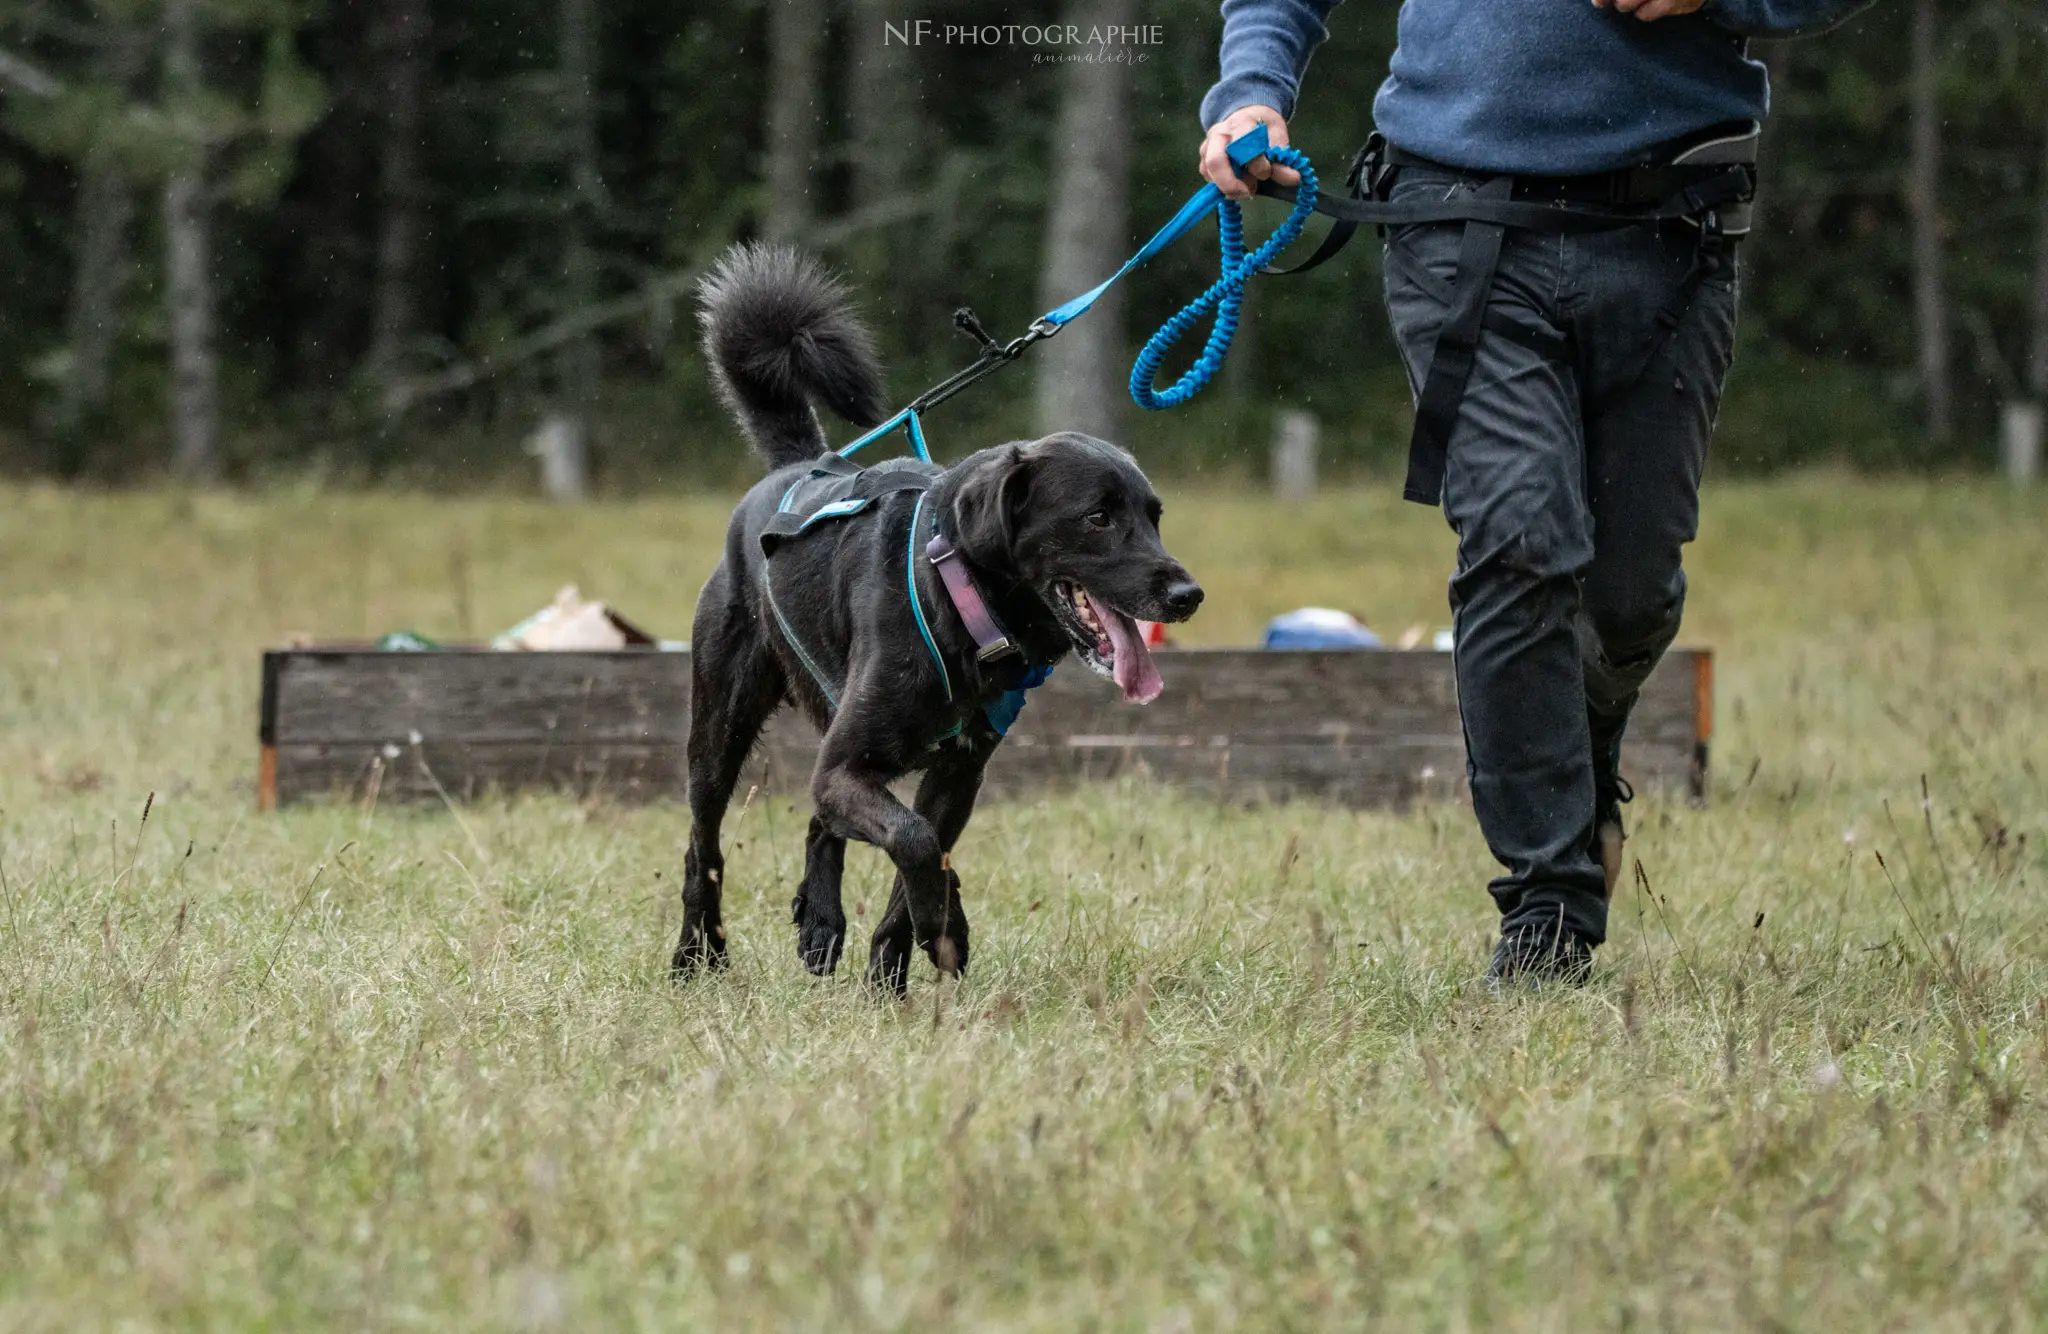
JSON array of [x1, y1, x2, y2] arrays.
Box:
[[919, 869, 970, 976], [670, 919, 730, 979], [791, 894, 846, 976], [865, 933, 912, 999], [921, 927, 969, 978]]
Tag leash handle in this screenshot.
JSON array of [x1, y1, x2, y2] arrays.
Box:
[[1130, 143, 1318, 411], [1037, 125, 1280, 331]]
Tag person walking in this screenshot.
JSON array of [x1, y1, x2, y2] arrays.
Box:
[[1197, 0, 1876, 985]]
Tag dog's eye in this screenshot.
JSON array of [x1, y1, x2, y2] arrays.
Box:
[[1084, 510, 1112, 530]]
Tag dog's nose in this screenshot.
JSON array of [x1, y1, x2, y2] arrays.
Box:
[[1160, 576, 1204, 621]]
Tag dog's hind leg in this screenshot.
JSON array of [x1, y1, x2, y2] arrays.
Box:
[[866, 737, 996, 997], [673, 586, 785, 979], [791, 815, 848, 975]]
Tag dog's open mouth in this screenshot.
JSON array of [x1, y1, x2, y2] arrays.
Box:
[[1052, 582, 1163, 704]]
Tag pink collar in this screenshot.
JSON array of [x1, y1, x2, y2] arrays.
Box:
[[926, 532, 1016, 662]]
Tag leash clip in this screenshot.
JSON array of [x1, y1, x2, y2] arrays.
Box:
[[956, 306, 1057, 364], [1003, 319, 1060, 358]]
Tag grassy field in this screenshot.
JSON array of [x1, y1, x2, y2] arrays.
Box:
[[2, 474, 2046, 1330]]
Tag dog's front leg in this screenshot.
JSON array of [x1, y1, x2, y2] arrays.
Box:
[[791, 815, 849, 975], [867, 737, 995, 995], [811, 758, 955, 996]]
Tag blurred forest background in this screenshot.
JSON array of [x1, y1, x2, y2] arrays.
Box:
[[0, 0, 2045, 489]]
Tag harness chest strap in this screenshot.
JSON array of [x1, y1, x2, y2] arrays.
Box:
[[908, 497, 1049, 737]]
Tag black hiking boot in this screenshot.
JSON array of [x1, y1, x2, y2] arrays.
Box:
[[1486, 925, 1595, 991]]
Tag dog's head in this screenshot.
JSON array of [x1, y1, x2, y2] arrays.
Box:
[[948, 433, 1202, 704]]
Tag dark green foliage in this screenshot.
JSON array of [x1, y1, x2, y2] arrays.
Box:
[[0, 0, 2042, 484]]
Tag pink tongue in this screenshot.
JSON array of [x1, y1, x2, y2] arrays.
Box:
[[1093, 594, 1163, 704]]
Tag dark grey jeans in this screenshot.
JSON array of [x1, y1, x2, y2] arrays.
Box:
[[1381, 165, 1738, 947]]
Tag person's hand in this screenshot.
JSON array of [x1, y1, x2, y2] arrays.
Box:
[[1591, 0, 1707, 17], [1198, 105, 1300, 201]]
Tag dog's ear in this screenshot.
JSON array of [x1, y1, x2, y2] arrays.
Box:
[[951, 444, 1033, 569]]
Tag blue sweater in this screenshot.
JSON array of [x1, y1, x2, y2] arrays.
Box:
[[1201, 0, 1879, 175]]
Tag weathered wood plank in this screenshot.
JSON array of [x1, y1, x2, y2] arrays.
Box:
[[274, 740, 685, 806], [263, 647, 1710, 811], [264, 650, 691, 745]]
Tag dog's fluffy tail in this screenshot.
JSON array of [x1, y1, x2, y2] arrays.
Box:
[[697, 243, 887, 471]]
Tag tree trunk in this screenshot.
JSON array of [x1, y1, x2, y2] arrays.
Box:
[[1907, 0, 1952, 444], [164, 0, 218, 481], [1747, 41, 1789, 261], [370, 0, 433, 404], [2030, 99, 2048, 402], [54, 152, 133, 453], [1033, 0, 1140, 442], [846, 0, 918, 296], [52, 29, 144, 461], [763, 0, 823, 243], [553, 0, 600, 495], [847, 0, 915, 210]]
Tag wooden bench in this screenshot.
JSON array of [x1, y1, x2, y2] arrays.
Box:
[[258, 647, 1711, 811]]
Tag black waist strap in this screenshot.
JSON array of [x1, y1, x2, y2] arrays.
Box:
[[1391, 204, 1733, 507], [1253, 164, 1753, 241], [1380, 144, 1746, 210], [1255, 145, 1752, 508]]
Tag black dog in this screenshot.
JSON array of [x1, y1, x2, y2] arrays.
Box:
[[673, 243, 1204, 995]]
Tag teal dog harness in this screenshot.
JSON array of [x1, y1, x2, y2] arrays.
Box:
[[757, 454, 1052, 738]]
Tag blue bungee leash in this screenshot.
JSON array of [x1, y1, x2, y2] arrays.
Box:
[[835, 124, 1318, 462]]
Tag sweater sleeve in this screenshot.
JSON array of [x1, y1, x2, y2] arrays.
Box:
[[1198, 0, 1346, 129], [1703, 0, 1879, 38]]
